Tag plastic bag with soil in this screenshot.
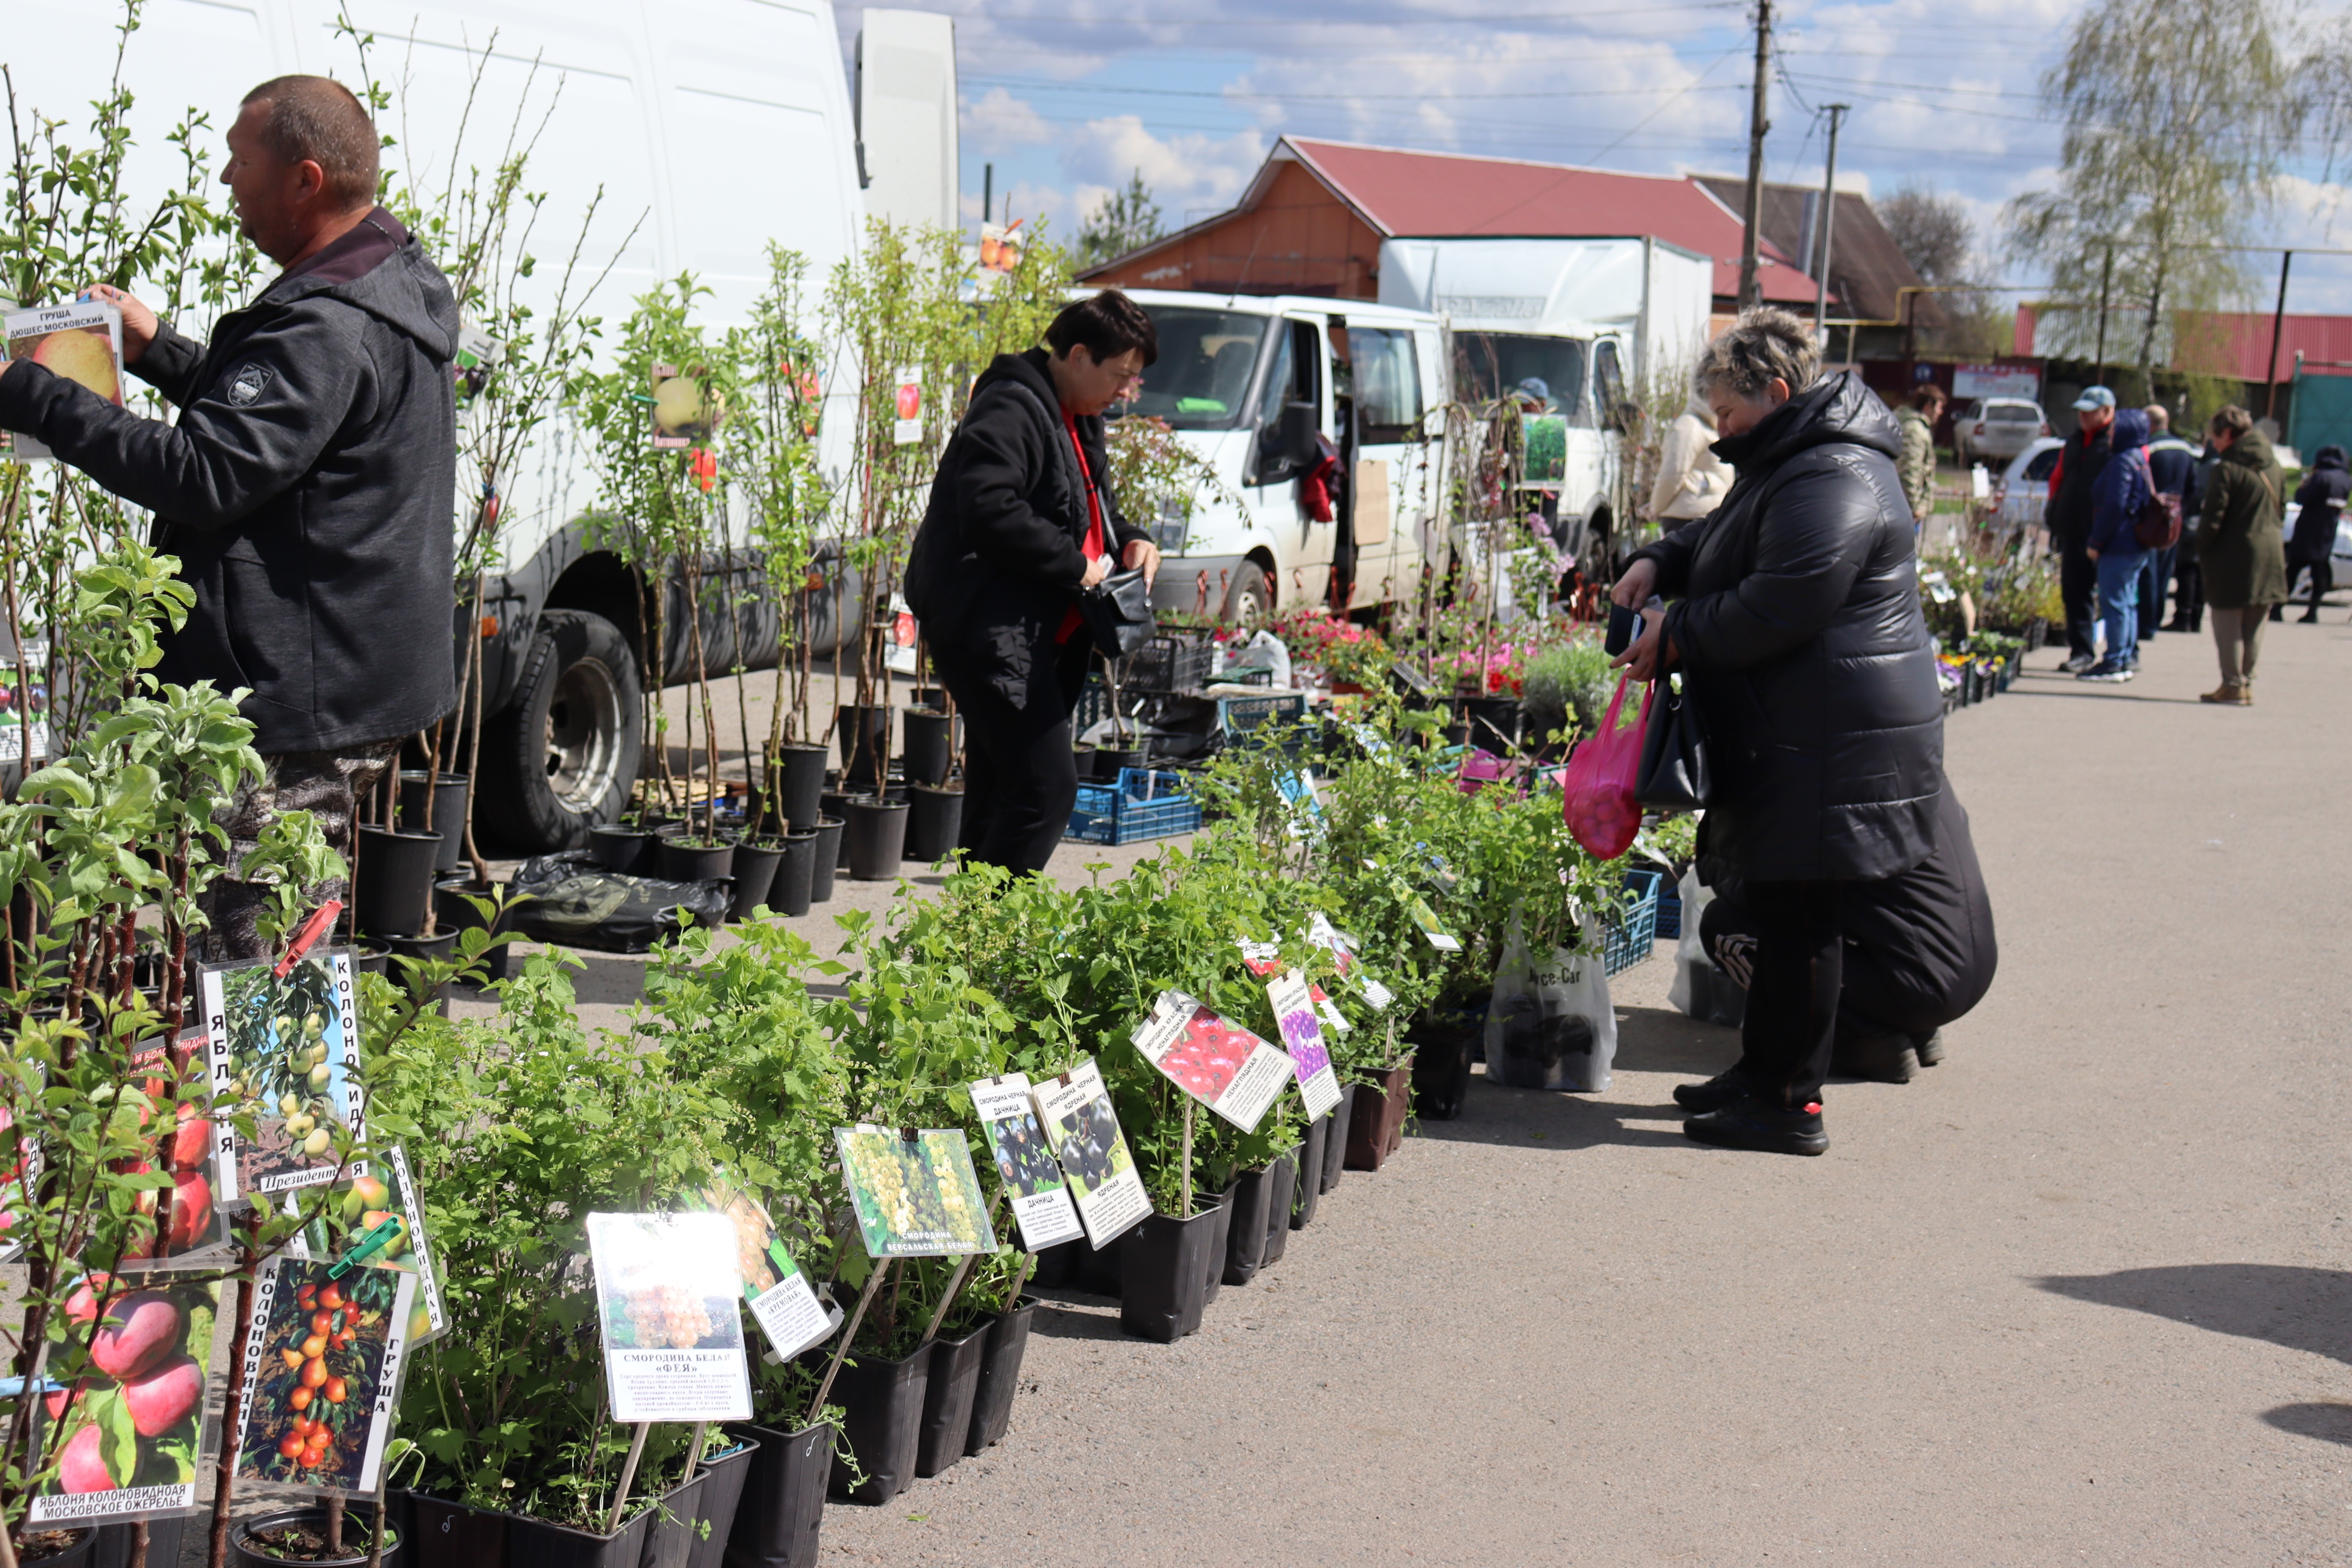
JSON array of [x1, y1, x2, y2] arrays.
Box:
[[1484, 913, 1618, 1092], [507, 850, 732, 954], [1666, 865, 1747, 1029]]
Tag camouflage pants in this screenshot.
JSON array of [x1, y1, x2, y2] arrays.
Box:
[[202, 740, 403, 962]]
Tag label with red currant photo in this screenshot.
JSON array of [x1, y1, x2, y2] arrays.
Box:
[[1130, 991, 1295, 1134]]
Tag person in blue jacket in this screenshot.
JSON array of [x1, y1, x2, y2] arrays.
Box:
[[2082, 407, 2154, 682]]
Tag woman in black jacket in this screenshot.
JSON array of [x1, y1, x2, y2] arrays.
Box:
[[904, 292, 1162, 874], [1613, 308, 1946, 1155], [2287, 444, 2347, 623]]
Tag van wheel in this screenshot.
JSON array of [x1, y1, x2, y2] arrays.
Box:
[[1224, 561, 1273, 628], [478, 609, 643, 852]]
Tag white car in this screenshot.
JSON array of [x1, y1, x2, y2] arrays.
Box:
[[1992, 437, 2066, 529], [1954, 399, 2051, 465]]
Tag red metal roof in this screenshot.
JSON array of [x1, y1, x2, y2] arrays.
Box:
[[1280, 137, 1821, 304], [2017, 305, 2352, 383]]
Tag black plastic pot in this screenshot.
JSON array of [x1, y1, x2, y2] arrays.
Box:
[[844, 798, 908, 882], [1096, 745, 1147, 780], [1201, 1184, 1237, 1308], [355, 825, 442, 939], [723, 1421, 829, 1568], [1320, 1089, 1354, 1195], [684, 1439, 756, 1568], [1118, 1205, 1221, 1342], [728, 839, 787, 921], [773, 742, 829, 835], [809, 816, 844, 902], [1459, 695, 1521, 749], [508, 1506, 653, 1568], [1345, 1056, 1416, 1172], [434, 877, 512, 983], [383, 930, 459, 965], [589, 824, 661, 877], [231, 1508, 402, 1567], [903, 782, 964, 864], [818, 793, 864, 870], [900, 708, 953, 787], [1071, 743, 1097, 781], [397, 770, 470, 875], [829, 1343, 932, 1504], [660, 838, 735, 883], [1290, 1114, 1327, 1230], [768, 830, 818, 917], [1223, 1164, 1281, 1285], [641, 1470, 708, 1568], [1409, 1007, 1484, 1119], [964, 1296, 1037, 1456], [93, 1515, 187, 1568], [1076, 1228, 1125, 1297], [836, 704, 892, 794], [353, 942, 391, 976], [1027, 1240, 1078, 1289], [914, 1322, 990, 1477], [25, 1527, 96, 1567], [1259, 1147, 1300, 1267]]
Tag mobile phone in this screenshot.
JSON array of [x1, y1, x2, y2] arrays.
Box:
[[1605, 601, 1642, 658]]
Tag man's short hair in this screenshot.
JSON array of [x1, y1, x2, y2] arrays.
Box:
[[2145, 403, 2170, 431], [1911, 385, 1947, 412], [2208, 405, 2253, 440], [1694, 308, 1821, 401], [240, 76, 379, 211], [1046, 289, 1159, 367]]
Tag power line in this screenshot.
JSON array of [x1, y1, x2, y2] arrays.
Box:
[[964, 74, 1748, 103]]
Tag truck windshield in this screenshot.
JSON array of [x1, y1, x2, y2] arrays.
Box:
[[1126, 307, 1269, 429], [1453, 333, 1589, 425]]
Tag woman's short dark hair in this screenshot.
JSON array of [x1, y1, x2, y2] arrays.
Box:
[[1694, 307, 1822, 401], [1046, 289, 1158, 367], [2207, 404, 2253, 440], [1910, 385, 1947, 412]]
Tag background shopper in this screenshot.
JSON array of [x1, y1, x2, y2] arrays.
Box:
[[2080, 407, 2154, 682], [2287, 444, 2347, 623], [2045, 387, 2117, 673], [2194, 406, 2288, 706], [2142, 404, 2199, 634]]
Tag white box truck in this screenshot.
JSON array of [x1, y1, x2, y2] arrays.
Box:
[[11, 0, 954, 848]]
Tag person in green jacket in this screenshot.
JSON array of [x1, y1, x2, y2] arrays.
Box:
[[2195, 405, 2288, 705], [1896, 385, 1944, 525]]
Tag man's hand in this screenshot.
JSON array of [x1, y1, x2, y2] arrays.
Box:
[[1122, 537, 1162, 590], [1612, 557, 1659, 610], [80, 285, 157, 365], [1081, 554, 1111, 589], [2086, 546, 2100, 563], [1611, 606, 1675, 682]]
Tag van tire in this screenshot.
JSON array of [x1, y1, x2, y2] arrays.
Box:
[[1224, 561, 1274, 627], [477, 609, 643, 852]]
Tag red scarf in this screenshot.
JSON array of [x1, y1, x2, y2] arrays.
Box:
[[1057, 412, 1108, 643]]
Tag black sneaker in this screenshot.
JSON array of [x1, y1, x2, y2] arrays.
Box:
[[1830, 1029, 1919, 1083], [2059, 653, 2096, 675], [1683, 1095, 1830, 1156], [1672, 1068, 1756, 1113], [1914, 1029, 1946, 1067], [2078, 660, 2133, 682]]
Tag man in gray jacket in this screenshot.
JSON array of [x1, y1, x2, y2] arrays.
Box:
[[0, 76, 459, 956]]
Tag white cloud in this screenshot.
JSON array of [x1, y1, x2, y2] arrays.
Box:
[[1070, 116, 1267, 228], [963, 88, 1053, 149]]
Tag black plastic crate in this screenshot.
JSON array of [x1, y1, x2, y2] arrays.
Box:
[[1118, 634, 1213, 693]]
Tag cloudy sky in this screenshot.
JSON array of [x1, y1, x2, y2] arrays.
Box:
[[843, 0, 2352, 311]]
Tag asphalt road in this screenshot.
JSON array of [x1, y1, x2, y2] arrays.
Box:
[[806, 616, 2352, 1566]]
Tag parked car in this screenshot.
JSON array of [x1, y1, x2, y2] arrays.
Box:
[[1992, 437, 2066, 529], [1954, 398, 2050, 465]]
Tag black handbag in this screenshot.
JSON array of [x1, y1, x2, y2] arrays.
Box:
[[1635, 675, 1710, 810], [1078, 566, 1156, 658]]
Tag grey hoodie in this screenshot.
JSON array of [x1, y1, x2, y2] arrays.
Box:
[[0, 208, 460, 753]]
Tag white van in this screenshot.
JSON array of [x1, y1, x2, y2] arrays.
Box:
[[1118, 291, 1450, 623], [12, 0, 955, 847]]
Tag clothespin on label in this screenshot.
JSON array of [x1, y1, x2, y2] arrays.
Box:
[[328, 1215, 403, 1279], [274, 900, 344, 978], [900, 1127, 919, 1143]]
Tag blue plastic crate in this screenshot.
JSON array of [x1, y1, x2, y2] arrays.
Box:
[[1654, 882, 1683, 941], [1602, 868, 1663, 976], [1066, 768, 1203, 845]]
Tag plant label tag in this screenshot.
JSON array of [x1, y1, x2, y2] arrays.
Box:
[[1407, 895, 1462, 952], [1309, 982, 1352, 1035], [1360, 976, 1396, 1011], [201, 951, 364, 1201], [971, 1072, 1083, 1252], [585, 1212, 753, 1423], [835, 1127, 999, 1258], [1306, 913, 1358, 975], [1234, 939, 1281, 977], [4, 300, 124, 462], [885, 591, 919, 675], [0, 644, 48, 762], [230, 1256, 416, 1499], [893, 365, 923, 444], [1267, 971, 1342, 1119], [1031, 1057, 1153, 1249], [28, 1276, 223, 1524], [1131, 991, 1294, 1134], [707, 1184, 835, 1362]]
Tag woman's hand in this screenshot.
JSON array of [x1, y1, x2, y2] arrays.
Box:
[[1081, 554, 1111, 589], [1611, 606, 1675, 682], [1122, 537, 1162, 589], [1613, 557, 1659, 610]]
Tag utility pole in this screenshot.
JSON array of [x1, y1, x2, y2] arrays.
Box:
[[2262, 249, 2293, 421], [982, 163, 993, 239], [1811, 103, 1848, 339], [2092, 244, 2112, 386], [1737, 0, 1772, 310]]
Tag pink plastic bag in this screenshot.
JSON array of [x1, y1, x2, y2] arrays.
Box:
[[1560, 673, 1650, 860]]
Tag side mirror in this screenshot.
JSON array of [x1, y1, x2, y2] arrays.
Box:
[[1278, 401, 1320, 465]]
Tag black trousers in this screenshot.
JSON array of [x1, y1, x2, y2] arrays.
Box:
[[938, 637, 1093, 877], [2059, 537, 2098, 659], [2292, 559, 2333, 614], [2172, 555, 2204, 629], [1731, 880, 1843, 1109]]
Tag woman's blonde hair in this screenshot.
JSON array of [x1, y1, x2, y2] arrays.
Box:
[[1694, 307, 1822, 401]]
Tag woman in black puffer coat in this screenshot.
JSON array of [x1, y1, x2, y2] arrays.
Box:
[[1613, 308, 1946, 1156], [2287, 444, 2348, 623]]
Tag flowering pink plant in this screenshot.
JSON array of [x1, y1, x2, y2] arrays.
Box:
[[1274, 610, 1392, 686], [1445, 642, 1528, 695]]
